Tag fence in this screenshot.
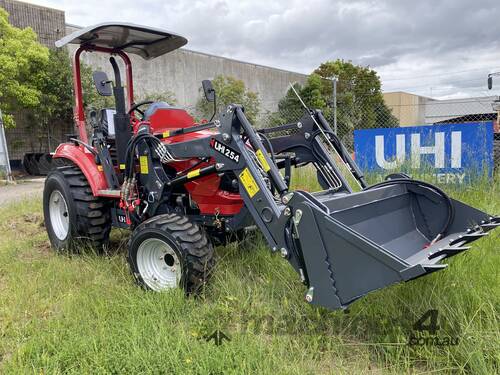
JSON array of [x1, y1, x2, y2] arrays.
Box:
[[4, 80, 500, 174], [252, 90, 500, 173], [4, 110, 73, 162]]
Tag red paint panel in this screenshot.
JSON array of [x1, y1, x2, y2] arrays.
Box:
[[53, 143, 108, 195], [148, 108, 196, 131]]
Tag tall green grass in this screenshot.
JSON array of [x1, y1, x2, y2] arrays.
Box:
[[0, 179, 498, 374]]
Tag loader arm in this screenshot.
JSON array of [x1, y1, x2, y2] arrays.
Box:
[[165, 106, 292, 252], [259, 110, 368, 191], [165, 105, 499, 310]]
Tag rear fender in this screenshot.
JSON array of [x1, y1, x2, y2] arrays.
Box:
[[53, 143, 108, 195]]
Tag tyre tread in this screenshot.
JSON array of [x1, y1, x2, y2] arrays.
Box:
[[129, 213, 215, 293]]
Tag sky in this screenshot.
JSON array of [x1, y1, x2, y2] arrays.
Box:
[[24, 0, 500, 99]]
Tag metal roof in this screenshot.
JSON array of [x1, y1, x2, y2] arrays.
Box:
[[425, 96, 497, 123], [55, 23, 188, 60]]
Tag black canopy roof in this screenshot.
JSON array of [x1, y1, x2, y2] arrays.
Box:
[[55, 23, 188, 60]]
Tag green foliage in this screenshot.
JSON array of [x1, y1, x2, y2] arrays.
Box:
[[264, 82, 304, 126], [0, 8, 49, 128], [24, 48, 115, 143], [196, 75, 260, 123], [80, 64, 115, 111], [0, 8, 111, 134], [271, 60, 398, 135], [138, 91, 177, 105], [26, 49, 74, 131]]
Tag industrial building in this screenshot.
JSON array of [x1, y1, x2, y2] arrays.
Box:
[[383, 91, 499, 129]]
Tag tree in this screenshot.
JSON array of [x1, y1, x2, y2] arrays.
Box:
[[0, 8, 49, 128], [196, 75, 260, 123], [313, 60, 398, 132], [269, 60, 398, 137], [24, 48, 115, 147], [266, 82, 304, 126], [29, 49, 74, 129]]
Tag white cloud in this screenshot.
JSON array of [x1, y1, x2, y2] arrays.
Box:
[[23, 0, 500, 98]]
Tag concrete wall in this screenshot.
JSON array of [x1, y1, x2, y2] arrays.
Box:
[[0, 0, 64, 46], [65, 25, 308, 113]]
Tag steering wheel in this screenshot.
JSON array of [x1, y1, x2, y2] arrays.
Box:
[[128, 100, 154, 120]]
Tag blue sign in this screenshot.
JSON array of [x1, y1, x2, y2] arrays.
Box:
[[354, 122, 494, 184]]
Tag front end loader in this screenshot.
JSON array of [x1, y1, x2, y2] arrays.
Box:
[[42, 23, 498, 311]]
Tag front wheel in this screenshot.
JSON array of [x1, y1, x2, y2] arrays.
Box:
[[128, 214, 215, 294]]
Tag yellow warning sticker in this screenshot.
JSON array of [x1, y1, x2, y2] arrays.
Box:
[[256, 149, 271, 172], [239, 168, 259, 197], [139, 156, 149, 174], [119, 164, 126, 170], [162, 131, 170, 138], [187, 169, 201, 179]]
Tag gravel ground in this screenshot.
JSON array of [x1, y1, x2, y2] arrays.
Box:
[[0, 179, 45, 207]]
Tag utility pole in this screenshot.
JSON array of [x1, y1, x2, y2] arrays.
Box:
[[488, 72, 500, 133], [332, 76, 338, 135]]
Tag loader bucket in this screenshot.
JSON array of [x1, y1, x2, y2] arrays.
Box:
[[289, 183, 498, 310]]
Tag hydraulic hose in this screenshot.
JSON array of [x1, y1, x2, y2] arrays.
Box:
[[124, 131, 163, 178], [257, 131, 277, 165]]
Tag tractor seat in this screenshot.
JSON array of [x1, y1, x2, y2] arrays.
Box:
[[143, 101, 173, 121], [98, 108, 116, 139], [143, 102, 196, 129]]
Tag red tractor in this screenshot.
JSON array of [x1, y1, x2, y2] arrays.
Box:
[[43, 23, 498, 310]]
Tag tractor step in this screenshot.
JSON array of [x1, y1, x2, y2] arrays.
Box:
[[97, 189, 121, 198]]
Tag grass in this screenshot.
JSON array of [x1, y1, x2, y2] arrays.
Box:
[[0, 180, 498, 374]]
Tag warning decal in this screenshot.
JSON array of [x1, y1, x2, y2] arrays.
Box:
[[256, 149, 271, 172], [139, 155, 149, 174], [239, 168, 259, 198]]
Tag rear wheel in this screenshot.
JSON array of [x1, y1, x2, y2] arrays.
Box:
[[128, 213, 215, 294], [43, 163, 111, 252]]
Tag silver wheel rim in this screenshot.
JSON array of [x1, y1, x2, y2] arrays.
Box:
[[49, 190, 69, 240], [136, 238, 181, 291]]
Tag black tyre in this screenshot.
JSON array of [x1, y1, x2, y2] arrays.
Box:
[[22, 154, 35, 175], [23, 153, 40, 175], [37, 154, 53, 175], [128, 214, 215, 294], [43, 163, 111, 252]]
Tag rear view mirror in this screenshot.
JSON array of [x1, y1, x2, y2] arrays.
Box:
[[202, 80, 215, 102], [93, 71, 113, 96], [488, 75, 493, 90]]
